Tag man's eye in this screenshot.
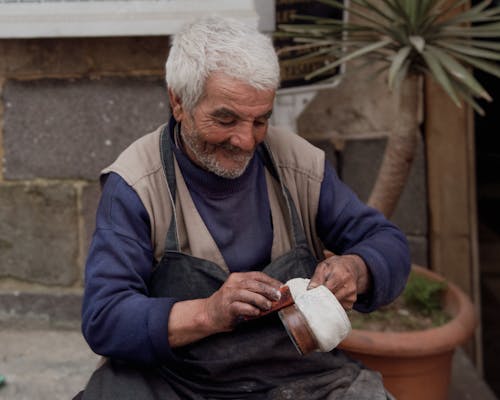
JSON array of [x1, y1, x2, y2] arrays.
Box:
[[217, 119, 236, 127]]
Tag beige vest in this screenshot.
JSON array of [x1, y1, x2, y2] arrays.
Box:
[[102, 125, 326, 271]]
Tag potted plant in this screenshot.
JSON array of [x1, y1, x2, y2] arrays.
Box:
[[342, 265, 476, 400], [277, 0, 500, 217], [277, 0, 500, 398], [326, 247, 477, 398]]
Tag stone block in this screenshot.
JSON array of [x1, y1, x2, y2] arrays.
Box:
[[0, 36, 168, 79], [0, 183, 79, 285], [3, 77, 170, 180], [341, 137, 427, 236], [0, 291, 82, 330]]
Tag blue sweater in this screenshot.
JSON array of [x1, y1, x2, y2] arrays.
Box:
[[82, 133, 410, 364]]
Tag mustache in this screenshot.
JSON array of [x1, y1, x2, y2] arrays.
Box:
[[216, 141, 254, 158]]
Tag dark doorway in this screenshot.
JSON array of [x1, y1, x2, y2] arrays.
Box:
[[473, 1, 500, 396]]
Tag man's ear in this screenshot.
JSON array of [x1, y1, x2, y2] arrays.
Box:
[[168, 88, 184, 121]]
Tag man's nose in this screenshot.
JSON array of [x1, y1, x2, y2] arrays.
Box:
[[230, 123, 257, 151]]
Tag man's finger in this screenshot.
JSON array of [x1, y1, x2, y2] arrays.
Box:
[[233, 272, 282, 301], [308, 261, 330, 289], [246, 271, 283, 288], [232, 288, 274, 312]]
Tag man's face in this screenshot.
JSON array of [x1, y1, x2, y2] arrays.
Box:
[[171, 73, 275, 179]]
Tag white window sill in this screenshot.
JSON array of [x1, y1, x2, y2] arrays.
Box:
[[0, 0, 263, 38]]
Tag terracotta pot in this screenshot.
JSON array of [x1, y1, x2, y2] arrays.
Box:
[[339, 265, 477, 400]]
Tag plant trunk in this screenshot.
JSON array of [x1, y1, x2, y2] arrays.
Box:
[[367, 75, 423, 218]]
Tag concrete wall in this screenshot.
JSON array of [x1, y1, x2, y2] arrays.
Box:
[[0, 37, 427, 329]]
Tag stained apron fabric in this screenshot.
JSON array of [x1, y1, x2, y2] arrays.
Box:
[[81, 126, 390, 400]]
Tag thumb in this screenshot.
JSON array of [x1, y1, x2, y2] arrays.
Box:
[[307, 276, 322, 290]]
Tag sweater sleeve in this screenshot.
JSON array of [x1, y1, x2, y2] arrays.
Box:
[[82, 172, 178, 364], [316, 162, 411, 313]]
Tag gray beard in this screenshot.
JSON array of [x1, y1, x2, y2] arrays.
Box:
[[180, 127, 253, 179]]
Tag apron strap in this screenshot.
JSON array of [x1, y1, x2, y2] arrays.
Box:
[[159, 124, 180, 252], [256, 143, 309, 249]]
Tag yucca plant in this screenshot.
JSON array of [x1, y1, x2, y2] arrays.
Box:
[[277, 0, 500, 217]]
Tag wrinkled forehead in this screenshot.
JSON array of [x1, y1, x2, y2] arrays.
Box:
[[197, 72, 276, 114]]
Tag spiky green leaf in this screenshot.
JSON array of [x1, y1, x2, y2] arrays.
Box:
[[439, 22, 500, 38], [426, 45, 491, 101], [421, 48, 462, 107], [440, 0, 493, 26], [319, 0, 390, 28], [452, 52, 500, 79], [409, 36, 425, 52], [456, 83, 486, 115], [446, 38, 500, 51], [276, 0, 500, 106], [388, 46, 412, 88], [351, 0, 396, 23], [306, 37, 393, 80], [436, 40, 500, 60]]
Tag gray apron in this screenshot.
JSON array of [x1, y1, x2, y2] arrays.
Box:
[[81, 126, 390, 400]]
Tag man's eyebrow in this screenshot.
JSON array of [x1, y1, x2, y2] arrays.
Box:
[[210, 108, 273, 120], [210, 108, 240, 119], [258, 110, 273, 120]]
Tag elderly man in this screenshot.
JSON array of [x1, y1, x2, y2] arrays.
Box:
[[77, 15, 410, 400]]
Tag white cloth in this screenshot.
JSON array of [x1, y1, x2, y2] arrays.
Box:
[[285, 278, 351, 352]]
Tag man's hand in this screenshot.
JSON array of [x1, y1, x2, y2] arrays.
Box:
[[308, 253, 371, 310], [204, 271, 283, 332], [168, 271, 282, 347]]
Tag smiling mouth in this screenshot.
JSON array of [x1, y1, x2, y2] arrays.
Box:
[[217, 142, 254, 160]]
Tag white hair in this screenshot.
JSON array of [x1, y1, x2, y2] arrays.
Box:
[[165, 15, 280, 112]]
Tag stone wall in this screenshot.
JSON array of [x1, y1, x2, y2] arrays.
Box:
[[0, 37, 427, 329], [0, 37, 170, 329]]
